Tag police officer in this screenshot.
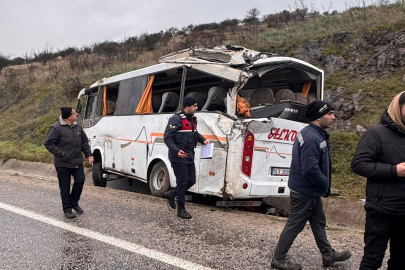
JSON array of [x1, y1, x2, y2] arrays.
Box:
[[163, 96, 209, 219]]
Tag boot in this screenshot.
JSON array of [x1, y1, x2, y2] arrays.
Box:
[[322, 249, 351, 267], [271, 258, 302, 270], [177, 208, 192, 219], [163, 190, 176, 209], [64, 210, 76, 219], [72, 204, 84, 214]]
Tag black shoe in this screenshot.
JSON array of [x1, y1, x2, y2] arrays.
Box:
[[163, 190, 176, 209], [72, 205, 84, 214], [322, 249, 351, 267], [64, 211, 76, 219], [271, 258, 302, 270], [177, 209, 192, 219]]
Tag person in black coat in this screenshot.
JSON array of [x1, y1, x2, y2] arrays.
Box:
[[352, 91, 405, 270], [163, 96, 208, 219], [44, 107, 93, 219]]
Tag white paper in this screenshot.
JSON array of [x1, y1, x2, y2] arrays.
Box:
[[200, 143, 214, 159]]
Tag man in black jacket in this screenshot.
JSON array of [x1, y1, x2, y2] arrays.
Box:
[[45, 107, 93, 219], [352, 92, 405, 270], [163, 96, 208, 219]]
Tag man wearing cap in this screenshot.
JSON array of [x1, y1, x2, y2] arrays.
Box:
[[352, 92, 405, 270], [271, 100, 351, 270], [163, 96, 209, 219], [44, 107, 93, 219]]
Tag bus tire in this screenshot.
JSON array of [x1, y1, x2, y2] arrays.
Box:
[[92, 162, 107, 187], [149, 161, 170, 197]]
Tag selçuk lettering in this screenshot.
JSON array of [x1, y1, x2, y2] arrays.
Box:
[[268, 128, 298, 142]]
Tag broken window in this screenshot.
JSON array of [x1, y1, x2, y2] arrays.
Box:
[[239, 66, 320, 121], [115, 76, 147, 115]]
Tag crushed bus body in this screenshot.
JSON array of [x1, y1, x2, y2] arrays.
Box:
[[77, 45, 324, 200]]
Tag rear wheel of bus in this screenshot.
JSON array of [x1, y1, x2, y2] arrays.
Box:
[[92, 161, 107, 187], [149, 161, 170, 197]]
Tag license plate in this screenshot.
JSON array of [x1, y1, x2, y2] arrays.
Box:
[[215, 201, 262, 207], [271, 167, 290, 176]]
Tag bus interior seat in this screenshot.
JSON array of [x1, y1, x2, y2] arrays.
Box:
[[158, 92, 179, 113], [201, 87, 228, 111], [185, 91, 206, 110], [275, 89, 295, 104], [152, 94, 162, 112], [250, 87, 275, 107], [295, 93, 308, 105], [307, 95, 317, 104]]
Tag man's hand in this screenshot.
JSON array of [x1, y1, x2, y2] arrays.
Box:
[[203, 140, 209, 146], [396, 162, 405, 177], [178, 150, 189, 158], [88, 156, 94, 163]]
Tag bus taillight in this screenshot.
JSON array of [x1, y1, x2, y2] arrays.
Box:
[[242, 130, 254, 177]]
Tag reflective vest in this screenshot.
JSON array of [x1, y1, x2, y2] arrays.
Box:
[[175, 112, 197, 153]]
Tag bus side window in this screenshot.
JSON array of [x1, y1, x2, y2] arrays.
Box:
[[107, 88, 118, 115], [85, 96, 97, 119]]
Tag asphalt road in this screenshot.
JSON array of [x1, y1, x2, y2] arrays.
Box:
[[0, 172, 388, 270]]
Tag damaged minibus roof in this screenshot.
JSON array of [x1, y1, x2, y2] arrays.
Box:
[[89, 46, 322, 88]]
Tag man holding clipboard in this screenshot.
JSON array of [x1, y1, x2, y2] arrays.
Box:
[[163, 96, 209, 219]]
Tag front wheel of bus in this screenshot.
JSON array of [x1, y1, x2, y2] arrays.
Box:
[[149, 161, 170, 197], [92, 162, 107, 187]]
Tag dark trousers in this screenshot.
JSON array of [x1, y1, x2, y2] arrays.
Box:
[[274, 191, 333, 260], [171, 162, 196, 209], [55, 165, 85, 212], [359, 209, 405, 270]]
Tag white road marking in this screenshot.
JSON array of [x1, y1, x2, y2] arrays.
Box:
[[0, 202, 214, 270]]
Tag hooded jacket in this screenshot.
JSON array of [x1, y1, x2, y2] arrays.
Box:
[[351, 107, 405, 217], [44, 116, 92, 168]]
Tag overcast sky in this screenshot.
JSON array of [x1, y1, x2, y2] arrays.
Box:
[[1, 0, 364, 57]]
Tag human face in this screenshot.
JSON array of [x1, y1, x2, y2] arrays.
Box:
[[70, 109, 78, 121], [184, 103, 198, 115], [317, 110, 335, 129]]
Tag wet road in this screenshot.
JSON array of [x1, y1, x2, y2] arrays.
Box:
[[0, 172, 386, 270]]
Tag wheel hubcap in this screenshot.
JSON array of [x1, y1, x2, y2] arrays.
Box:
[[153, 168, 166, 191]]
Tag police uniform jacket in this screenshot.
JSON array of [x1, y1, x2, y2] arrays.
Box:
[[164, 111, 206, 164]]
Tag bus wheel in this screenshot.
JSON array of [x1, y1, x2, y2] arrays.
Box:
[[92, 162, 107, 187], [149, 161, 170, 197]]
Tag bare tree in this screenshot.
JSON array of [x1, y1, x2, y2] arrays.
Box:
[[244, 8, 261, 26], [0, 53, 11, 74], [34, 44, 54, 66]]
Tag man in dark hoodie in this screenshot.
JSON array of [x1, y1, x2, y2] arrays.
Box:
[[44, 107, 93, 219], [352, 92, 405, 270], [163, 96, 209, 219], [271, 100, 351, 270]]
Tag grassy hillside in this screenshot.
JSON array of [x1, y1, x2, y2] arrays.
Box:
[[1, 2, 405, 200]]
